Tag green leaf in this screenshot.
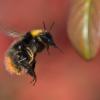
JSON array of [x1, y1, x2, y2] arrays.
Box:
[[67, 0, 100, 60]]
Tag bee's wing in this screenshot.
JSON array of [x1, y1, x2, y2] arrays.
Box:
[[6, 31, 24, 38], [0, 23, 24, 37]]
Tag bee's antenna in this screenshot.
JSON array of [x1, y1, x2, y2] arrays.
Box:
[[49, 22, 55, 32], [42, 21, 46, 30]]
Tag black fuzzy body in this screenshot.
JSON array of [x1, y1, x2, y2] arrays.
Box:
[[7, 31, 56, 84]]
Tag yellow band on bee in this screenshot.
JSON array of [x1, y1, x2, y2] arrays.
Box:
[[30, 29, 43, 37], [5, 56, 21, 75]]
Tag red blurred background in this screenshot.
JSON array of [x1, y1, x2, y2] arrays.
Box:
[[0, 0, 100, 100]]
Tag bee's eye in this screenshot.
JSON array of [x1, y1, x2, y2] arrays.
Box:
[[40, 33, 55, 45]]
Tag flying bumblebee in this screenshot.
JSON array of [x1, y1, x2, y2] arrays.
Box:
[[4, 22, 60, 85]]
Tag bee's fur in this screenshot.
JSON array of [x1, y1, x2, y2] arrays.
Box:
[[5, 30, 57, 85]]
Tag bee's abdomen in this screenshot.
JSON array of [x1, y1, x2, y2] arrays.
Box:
[[8, 42, 32, 68]]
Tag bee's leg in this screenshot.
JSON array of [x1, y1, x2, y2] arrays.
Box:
[[46, 45, 50, 54], [27, 59, 37, 85], [27, 52, 38, 85], [30, 71, 37, 86], [52, 43, 64, 54], [31, 59, 37, 86], [32, 53, 37, 85], [34, 52, 37, 59], [43, 43, 50, 54]]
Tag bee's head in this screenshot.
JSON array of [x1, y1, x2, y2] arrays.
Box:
[[31, 22, 62, 53], [40, 31, 56, 46], [40, 22, 56, 46], [39, 22, 62, 53]]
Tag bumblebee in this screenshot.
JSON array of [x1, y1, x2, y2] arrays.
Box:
[[4, 22, 60, 85]]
